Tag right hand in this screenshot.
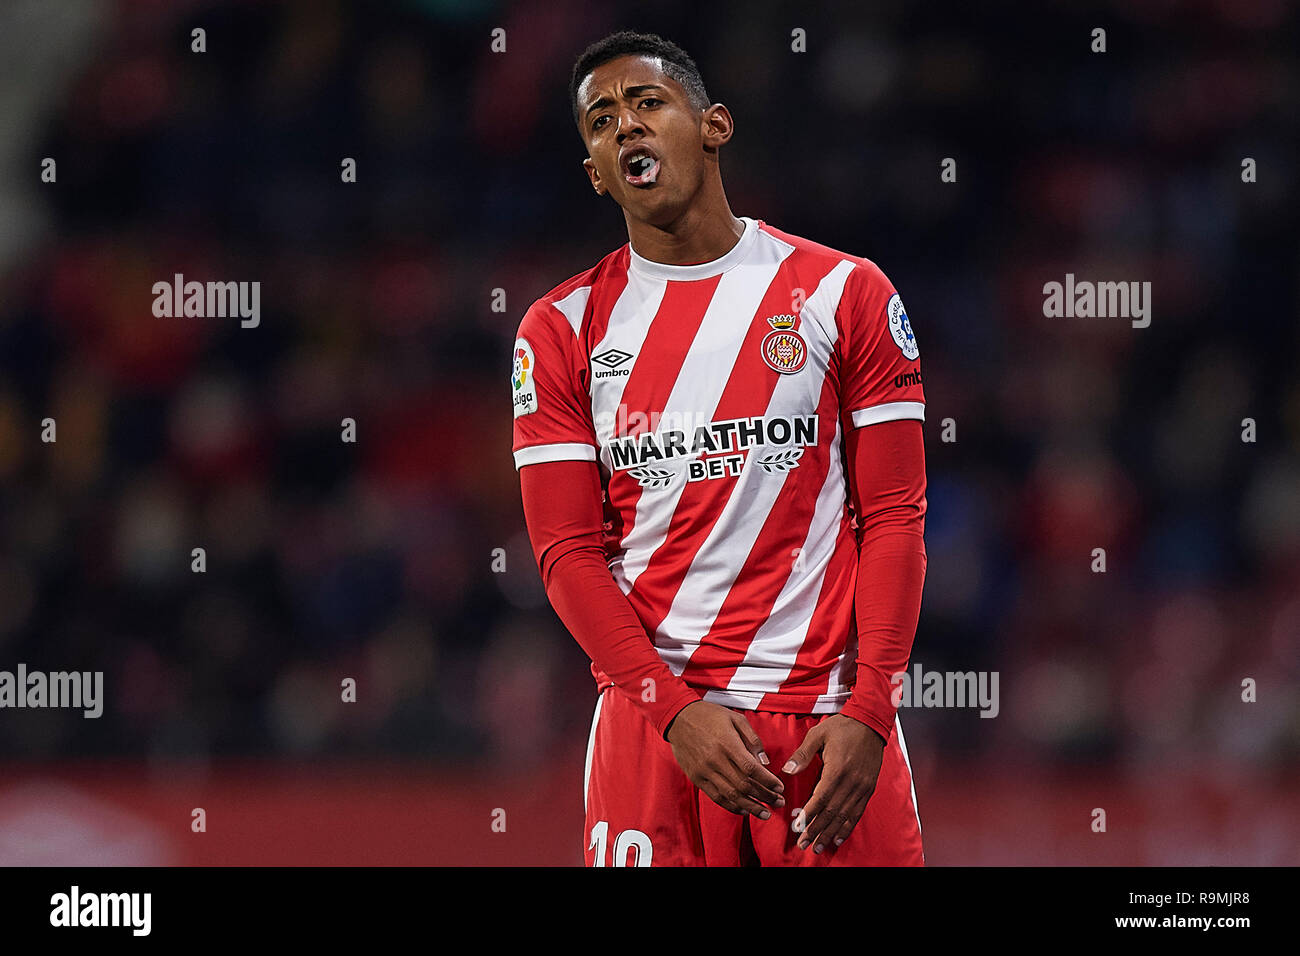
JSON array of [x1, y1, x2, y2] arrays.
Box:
[[664, 701, 786, 817]]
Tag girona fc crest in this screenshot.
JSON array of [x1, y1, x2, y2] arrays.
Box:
[[760, 314, 806, 374]]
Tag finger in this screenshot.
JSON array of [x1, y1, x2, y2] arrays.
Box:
[[782, 724, 824, 775], [801, 788, 858, 852], [795, 771, 851, 848], [803, 771, 876, 851], [821, 793, 871, 851], [792, 756, 837, 834], [740, 760, 787, 808], [697, 778, 736, 814], [723, 751, 786, 808], [707, 776, 776, 818], [721, 729, 785, 805], [730, 713, 779, 780]]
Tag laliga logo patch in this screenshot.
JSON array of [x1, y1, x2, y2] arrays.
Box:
[[512, 346, 530, 390], [760, 314, 807, 374], [512, 338, 538, 417], [887, 294, 919, 360]]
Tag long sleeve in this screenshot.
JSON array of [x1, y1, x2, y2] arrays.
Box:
[[519, 457, 701, 737], [837, 417, 927, 744]]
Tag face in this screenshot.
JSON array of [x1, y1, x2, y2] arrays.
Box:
[[578, 54, 730, 223]]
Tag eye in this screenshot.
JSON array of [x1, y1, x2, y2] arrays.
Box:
[[592, 98, 660, 131]]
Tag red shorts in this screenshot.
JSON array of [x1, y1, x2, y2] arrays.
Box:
[[583, 687, 924, 866]]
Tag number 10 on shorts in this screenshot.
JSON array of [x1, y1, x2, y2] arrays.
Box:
[[589, 821, 653, 867]]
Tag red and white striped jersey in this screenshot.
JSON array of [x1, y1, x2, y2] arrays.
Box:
[[512, 216, 925, 713]]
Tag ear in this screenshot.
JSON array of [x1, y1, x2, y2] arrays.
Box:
[[582, 156, 606, 195], [701, 104, 734, 152]]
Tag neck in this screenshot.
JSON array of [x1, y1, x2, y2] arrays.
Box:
[[624, 188, 744, 266]]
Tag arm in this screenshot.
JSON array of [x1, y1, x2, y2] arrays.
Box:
[[518, 456, 700, 737], [511, 300, 699, 732], [520, 457, 787, 816], [783, 417, 927, 851], [781, 259, 928, 851], [838, 416, 928, 742]]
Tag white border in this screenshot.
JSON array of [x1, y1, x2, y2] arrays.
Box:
[[583, 691, 606, 814], [895, 713, 922, 839], [849, 401, 925, 428], [514, 442, 598, 469]]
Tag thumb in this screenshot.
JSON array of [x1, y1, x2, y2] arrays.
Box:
[[730, 712, 770, 766], [782, 725, 824, 774]]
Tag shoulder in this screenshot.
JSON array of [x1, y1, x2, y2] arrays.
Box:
[[754, 221, 894, 303], [520, 244, 630, 342], [755, 221, 891, 285], [755, 222, 896, 338]]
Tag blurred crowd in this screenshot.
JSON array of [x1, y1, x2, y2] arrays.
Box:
[[0, 0, 1295, 775]]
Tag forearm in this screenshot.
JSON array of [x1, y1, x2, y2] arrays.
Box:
[[520, 460, 701, 736], [839, 527, 926, 742], [542, 540, 702, 735], [838, 419, 928, 744]]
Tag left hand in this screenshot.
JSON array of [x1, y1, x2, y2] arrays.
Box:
[[782, 714, 886, 853]]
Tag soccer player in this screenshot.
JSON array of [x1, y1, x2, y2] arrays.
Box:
[[512, 30, 927, 866]]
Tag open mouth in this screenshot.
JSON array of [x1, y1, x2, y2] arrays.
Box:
[[623, 151, 662, 187]]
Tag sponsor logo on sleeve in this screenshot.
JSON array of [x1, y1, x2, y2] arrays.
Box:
[[512, 338, 538, 417], [886, 294, 919, 360]]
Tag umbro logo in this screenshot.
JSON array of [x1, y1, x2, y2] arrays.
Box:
[[592, 348, 634, 378], [593, 348, 633, 368]]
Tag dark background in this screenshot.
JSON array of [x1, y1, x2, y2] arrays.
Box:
[[0, 0, 1295, 864]]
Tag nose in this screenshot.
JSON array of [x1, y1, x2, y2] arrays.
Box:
[[614, 105, 644, 143]]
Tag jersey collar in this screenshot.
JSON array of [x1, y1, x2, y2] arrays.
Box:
[[627, 216, 759, 281]]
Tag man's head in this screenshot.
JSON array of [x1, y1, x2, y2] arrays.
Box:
[[569, 31, 733, 225]]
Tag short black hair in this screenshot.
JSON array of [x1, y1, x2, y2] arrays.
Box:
[[569, 30, 711, 134]]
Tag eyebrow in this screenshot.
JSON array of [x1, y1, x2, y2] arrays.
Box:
[[585, 84, 667, 118]]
